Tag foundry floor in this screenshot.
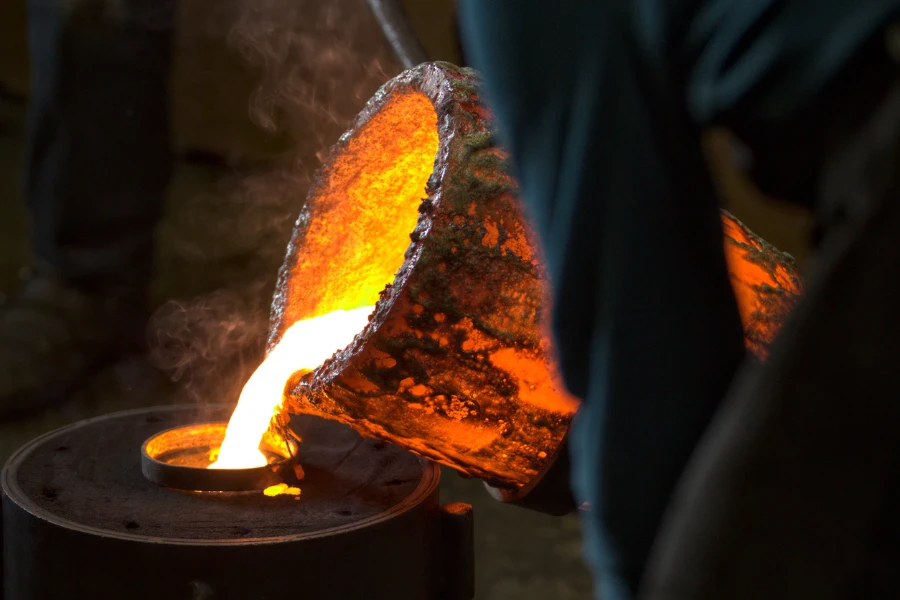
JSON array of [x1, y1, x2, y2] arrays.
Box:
[[0, 90, 596, 599]]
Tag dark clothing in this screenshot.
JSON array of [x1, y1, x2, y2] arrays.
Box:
[[0, 1, 173, 419], [25, 0, 176, 290], [643, 78, 900, 600], [458, 2, 900, 599]]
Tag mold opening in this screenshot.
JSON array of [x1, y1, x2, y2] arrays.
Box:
[[144, 423, 293, 469]]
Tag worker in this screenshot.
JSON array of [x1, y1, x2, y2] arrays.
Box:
[[458, 2, 900, 599], [0, 0, 177, 419]]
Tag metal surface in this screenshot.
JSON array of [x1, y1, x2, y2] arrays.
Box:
[[1, 404, 470, 600], [366, 0, 429, 68], [141, 421, 297, 492], [483, 435, 577, 517]]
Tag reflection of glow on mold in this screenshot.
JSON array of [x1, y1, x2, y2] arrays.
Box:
[[264, 483, 302, 497]]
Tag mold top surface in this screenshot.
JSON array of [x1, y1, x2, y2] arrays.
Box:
[[4, 405, 432, 542], [280, 90, 440, 326]]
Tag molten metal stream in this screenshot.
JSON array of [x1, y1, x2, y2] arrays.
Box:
[[210, 306, 375, 470], [210, 91, 439, 471]]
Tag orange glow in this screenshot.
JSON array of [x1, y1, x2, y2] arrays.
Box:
[[213, 91, 439, 471], [263, 483, 302, 497], [721, 213, 803, 357], [268, 75, 585, 487], [488, 347, 579, 414], [277, 90, 441, 325], [210, 306, 374, 469]]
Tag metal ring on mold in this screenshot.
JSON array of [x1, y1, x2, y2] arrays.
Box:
[[141, 421, 298, 492]]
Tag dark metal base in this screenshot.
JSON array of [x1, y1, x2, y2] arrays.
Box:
[[2, 404, 472, 600]]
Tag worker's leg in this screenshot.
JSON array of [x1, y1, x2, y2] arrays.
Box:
[[0, 0, 176, 419], [457, 3, 745, 599], [643, 34, 900, 600], [25, 0, 176, 287]]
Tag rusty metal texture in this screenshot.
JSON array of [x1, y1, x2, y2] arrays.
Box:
[[272, 63, 577, 489]]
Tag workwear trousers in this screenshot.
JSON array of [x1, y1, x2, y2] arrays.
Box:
[[25, 0, 176, 290]]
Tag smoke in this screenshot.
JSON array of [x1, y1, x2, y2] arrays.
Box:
[[148, 287, 269, 405], [148, 0, 401, 404], [227, 0, 398, 157]]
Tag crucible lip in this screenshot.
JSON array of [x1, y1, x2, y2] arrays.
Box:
[[140, 421, 297, 492]]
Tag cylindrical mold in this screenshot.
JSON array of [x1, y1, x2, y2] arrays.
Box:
[[2, 405, 459, 600]]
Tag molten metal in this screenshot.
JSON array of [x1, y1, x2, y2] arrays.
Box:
[[212, 306, 374, 469], [141, 421, 296, 492]]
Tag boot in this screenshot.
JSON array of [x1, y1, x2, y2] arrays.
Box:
[[0, 267, 148, 420]]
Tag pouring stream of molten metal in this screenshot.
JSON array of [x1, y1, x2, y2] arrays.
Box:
[[210, 306, 375, 469]]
